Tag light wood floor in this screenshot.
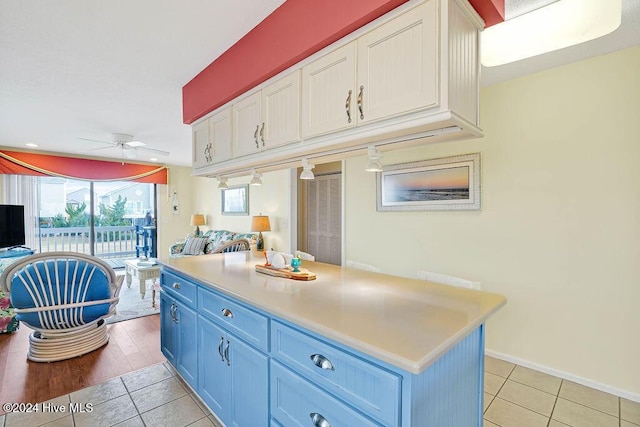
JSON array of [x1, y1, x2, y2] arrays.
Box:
[[0, 314, 163, 407]]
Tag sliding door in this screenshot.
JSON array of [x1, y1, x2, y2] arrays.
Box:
[[37, 177, 156, 262]]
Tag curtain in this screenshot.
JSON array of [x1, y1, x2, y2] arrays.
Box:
[[0, 150, 167, 184], [1, 174, 39, 249]]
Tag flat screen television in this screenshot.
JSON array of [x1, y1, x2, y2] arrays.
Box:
[[0, 204, 26, 249]]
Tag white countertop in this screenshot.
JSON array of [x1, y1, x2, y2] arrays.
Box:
[[160, 252, 506, 374]]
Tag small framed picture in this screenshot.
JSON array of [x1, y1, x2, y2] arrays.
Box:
[[222, 184, 249, 215], [376, 153, 481, 211]]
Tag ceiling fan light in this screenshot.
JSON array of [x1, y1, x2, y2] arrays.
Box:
[[481, 0, 622, 67], [126, 140, 146, 147]]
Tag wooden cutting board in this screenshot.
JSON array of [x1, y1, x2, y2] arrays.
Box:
[[255, 264, 316, 281]]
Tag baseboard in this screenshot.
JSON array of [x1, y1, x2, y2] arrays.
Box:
[[485, 349, 640, 403]]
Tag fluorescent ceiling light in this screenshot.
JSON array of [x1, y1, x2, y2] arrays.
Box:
[[482, 0, 622, 67]]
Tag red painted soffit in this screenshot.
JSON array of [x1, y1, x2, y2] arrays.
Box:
[[182, 0, 504, 125]]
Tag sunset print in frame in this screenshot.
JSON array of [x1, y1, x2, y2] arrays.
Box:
[[376, 153, 480, 211]]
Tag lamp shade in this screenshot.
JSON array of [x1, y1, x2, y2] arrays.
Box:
[[251, 215, 271, 232], [190, 214, 206, 226]]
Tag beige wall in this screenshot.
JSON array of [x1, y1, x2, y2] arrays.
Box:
[[345, 46, 640, 396], [191, 169, 292, 253]]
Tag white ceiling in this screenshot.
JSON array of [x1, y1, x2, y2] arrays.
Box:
[[1, 0, 639, 167]]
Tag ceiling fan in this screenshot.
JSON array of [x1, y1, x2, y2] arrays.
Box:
[[78, 133, 170, 160]]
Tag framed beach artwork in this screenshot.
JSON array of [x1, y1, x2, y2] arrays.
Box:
[[221, 185, 249, 215], [376, 153, 481, 211]]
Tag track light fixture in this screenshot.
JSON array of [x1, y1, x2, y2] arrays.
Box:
[[300, 159, 315, 180], [250, 169, 263, 186], [365, 146, 383, 172], [217, 176, 228, 189]]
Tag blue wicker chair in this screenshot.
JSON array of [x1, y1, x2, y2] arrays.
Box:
[[0, 252, 123, 362]]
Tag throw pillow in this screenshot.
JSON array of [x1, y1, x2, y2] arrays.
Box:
[[183, 236, 208, 255]]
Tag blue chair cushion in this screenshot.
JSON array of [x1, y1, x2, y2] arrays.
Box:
[[10, 259, 111, 328]]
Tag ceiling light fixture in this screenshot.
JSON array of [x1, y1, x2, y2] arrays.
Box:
[[481, 0, 622, 67], [25, 143, 39, 148], [217, 176, 228, 189], [365, 146, 383, 172], [149, 157, 158, 162], [249, 169, 263, 186], [300, 159, 315, 180]]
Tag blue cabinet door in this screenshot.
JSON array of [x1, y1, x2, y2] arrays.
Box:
[[198, 316, 231, 423], [228, 334, 269, 427], [160, 293, 176, 365], [176, 302, 198, 388]]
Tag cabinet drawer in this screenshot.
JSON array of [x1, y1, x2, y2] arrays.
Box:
[[160, 270, 197, 306], [198, 287, 269, 351], [271, 321, 400, 426], [271, 361, 381, 427]]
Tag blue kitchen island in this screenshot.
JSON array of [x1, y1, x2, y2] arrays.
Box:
[[159, 251, 505, 426]]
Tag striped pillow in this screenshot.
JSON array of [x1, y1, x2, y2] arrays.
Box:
[[183, 236, 208, 255]]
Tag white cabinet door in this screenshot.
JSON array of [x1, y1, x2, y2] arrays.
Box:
[[261, 71, 300, 149], [232, 91, 262, 158], [357, 1, 438, 124], [192, 119, 210, 169], [301, 42, 357, 139], [209, 107, 232, 163]]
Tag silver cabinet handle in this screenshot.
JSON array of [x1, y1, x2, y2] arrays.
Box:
[[345, 90, 352, 123], [260, 123, 265, 147], [357, 85, 364, 120], [221, 308, 234, 318], [172, 282, 180, 289], [173, 305, 179, 324], [204, 143, 212, 163], [218, 336, 225, 362], [224, 339, 230, 366], [169, 304, 176, 323], [310, 354, 334, 371], [310, 412, 331, 427], [254, 124, 260, 148]]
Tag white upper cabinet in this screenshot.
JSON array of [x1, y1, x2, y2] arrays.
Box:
[[232, 91, 262, 158], [192, 0, 482, 177], [233, 71, 301, 158], [261, 71, 301, 149], [192, 119, 210, 170], [357, 0, 438, 123], [301, 43, 357, 139], [302, 2, 437, 138], [193, 108, 232, 171], [209, 108, 232, 163]]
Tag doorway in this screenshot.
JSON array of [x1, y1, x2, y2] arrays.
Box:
[[297, 162, 342, 265]]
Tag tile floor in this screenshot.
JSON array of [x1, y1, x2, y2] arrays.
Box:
[[483, 356, 640, 427], [1, 356, 638, 427]]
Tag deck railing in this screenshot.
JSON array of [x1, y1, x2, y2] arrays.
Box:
[[37, 226, 138, 259]]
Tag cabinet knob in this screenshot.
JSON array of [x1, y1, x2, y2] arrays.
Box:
[[172, 282, 181, 289], [221, 307, 234, 318], [310, 354, 334, 371], [310, 412, 331, 427]]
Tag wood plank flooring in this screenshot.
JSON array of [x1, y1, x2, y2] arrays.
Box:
[[0, 314, 163, 409]]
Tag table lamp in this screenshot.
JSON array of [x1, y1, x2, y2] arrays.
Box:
[[190, 214, 206, 236], [251, 214, 271, 250]]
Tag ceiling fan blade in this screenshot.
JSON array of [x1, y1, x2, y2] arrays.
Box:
[[124, 149, 137, 159], [125, 140, 146, 148], [135, 146, 170, 156], [78, 137, 117, 147]]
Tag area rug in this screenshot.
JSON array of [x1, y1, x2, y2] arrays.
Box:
[[107, 272, 160, 324]]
